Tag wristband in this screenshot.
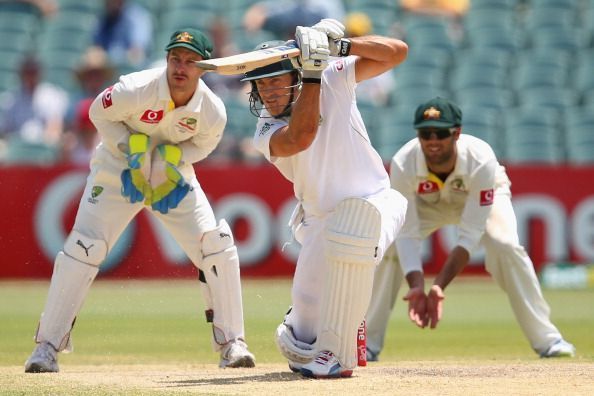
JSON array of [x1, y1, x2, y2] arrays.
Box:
[[302, 77, 321, 84], [338, 38, 351, 57]]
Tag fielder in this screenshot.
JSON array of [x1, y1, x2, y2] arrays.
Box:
[[25, 28, 255, 373], [365, 97, 576, 361], [241, 20, 408, 378]]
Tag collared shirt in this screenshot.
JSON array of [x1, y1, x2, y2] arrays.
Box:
[[252, 56, 390, 217], [89, 66, 226, 171], [391, 134, 510, 274]]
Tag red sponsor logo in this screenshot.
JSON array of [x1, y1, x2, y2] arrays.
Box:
[[480, 189, 494, 206], [140, 109, 164, 124], [336, 59, 344, 71], [101, 86, 114, 108], [417, 180, 440, 194]]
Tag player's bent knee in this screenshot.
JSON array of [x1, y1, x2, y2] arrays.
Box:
[[62, 230, 108, 266]]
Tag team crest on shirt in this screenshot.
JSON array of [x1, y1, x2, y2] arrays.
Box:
[[87, 185, 104, 204], [259, 122, 272, 135], [177, 117, 197, 132], [451, 178, 466, 192]]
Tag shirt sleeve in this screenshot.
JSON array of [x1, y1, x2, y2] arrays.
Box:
[[391, 154, 424, 275], [457, 158, 497, 252], [89, 81, 138, 157]]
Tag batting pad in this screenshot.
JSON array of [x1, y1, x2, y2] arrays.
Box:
[[319, 198, 381, 369], [200, 220, 245, 350]]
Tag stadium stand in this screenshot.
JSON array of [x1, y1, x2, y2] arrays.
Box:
[[0, 0, 593, 164]]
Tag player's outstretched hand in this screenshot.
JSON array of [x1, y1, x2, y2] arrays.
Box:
[[403, 287, 428, 328], [427, 285, 445, 329], [295, 26, 330, 80]]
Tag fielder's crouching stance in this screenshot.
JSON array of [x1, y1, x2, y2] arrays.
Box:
[[25, 28, 255, 373], [243, 19, 408, 378]]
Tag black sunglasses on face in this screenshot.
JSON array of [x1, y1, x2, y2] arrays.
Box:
[[417, 128, 456, 140]]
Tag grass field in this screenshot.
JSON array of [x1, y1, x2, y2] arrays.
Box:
[[1, 277, 593, 395]]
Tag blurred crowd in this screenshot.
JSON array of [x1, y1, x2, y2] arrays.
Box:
[[0, 0, 593, 166]]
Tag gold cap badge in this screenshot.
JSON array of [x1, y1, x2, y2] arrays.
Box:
[[423, 107, 441, 120]]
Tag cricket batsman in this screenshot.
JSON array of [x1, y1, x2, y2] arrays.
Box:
[[25, 28, 255, 372], [241, 19, 409, 378]]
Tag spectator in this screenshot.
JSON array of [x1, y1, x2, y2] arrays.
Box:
[[243, 0, 345, 39], [93, 0, 152, 67], [61, 98, 99, 165], [346, 12, 395, 106], [65, 46, 115, 129], [0, 55, 68, 146], [399, 0, 469, 19]]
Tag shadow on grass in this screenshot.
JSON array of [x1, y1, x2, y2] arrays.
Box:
[[160, 371, 306, 388]]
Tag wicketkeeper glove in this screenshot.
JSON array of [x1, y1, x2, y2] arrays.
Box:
[[120, 133, 152, 204], [149, 144, 190, 214], [312, 18, 351, 57], [294, 26, 330, 81]]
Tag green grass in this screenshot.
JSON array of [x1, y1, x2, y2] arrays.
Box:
[[1, 277, 593, 368]]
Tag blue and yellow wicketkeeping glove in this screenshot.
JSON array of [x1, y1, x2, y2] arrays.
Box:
[[149, 144, 190, 214], [120, 133, 152, 204]]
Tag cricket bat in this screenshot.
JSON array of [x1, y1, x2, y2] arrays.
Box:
[[194, 41, 300, 75]]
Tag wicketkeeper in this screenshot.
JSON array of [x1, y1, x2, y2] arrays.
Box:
[[241, 19, 409, 378], [25, 28, 255, 373], [365, 97, 576, 361]]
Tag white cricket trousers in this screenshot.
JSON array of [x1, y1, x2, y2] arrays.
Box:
[[366, 188, 564, 356]]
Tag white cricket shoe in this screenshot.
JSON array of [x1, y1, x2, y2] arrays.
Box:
[[540, 339, 576, 358], [25, 342, 59, 373], [300, 350, 353, 379], [219, 339, 256, 368]]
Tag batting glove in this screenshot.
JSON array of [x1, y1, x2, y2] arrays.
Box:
[[149, 144, 190, 214], [295, 26, 330, 81], [427, 285, 445, 329], [120, 133, 152, 204], [403, 287, 428, 328], [312, 18, 351, 57]]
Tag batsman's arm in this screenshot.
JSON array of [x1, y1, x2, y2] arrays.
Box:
[[350, 36, 408, 83]]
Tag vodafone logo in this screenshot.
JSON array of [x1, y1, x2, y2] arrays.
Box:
[[101, 86, 114, 108], [480, 189, 494, 206], [417, 180, 439, 194], [140, 109, 164, 124]]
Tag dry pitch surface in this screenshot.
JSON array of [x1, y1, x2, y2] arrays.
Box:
[[2, 361, 593, 395]]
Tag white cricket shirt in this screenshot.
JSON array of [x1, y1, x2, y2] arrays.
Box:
[[253, 56, 390, 217], [391, 134, 510, 274]]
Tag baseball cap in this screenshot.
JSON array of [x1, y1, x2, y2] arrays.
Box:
[[241, 41, 296, 82], [165, 28, 213, 60], [413, 97, 462, 129]]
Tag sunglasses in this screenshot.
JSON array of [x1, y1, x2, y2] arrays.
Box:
[[417, 128, 456, 140]]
